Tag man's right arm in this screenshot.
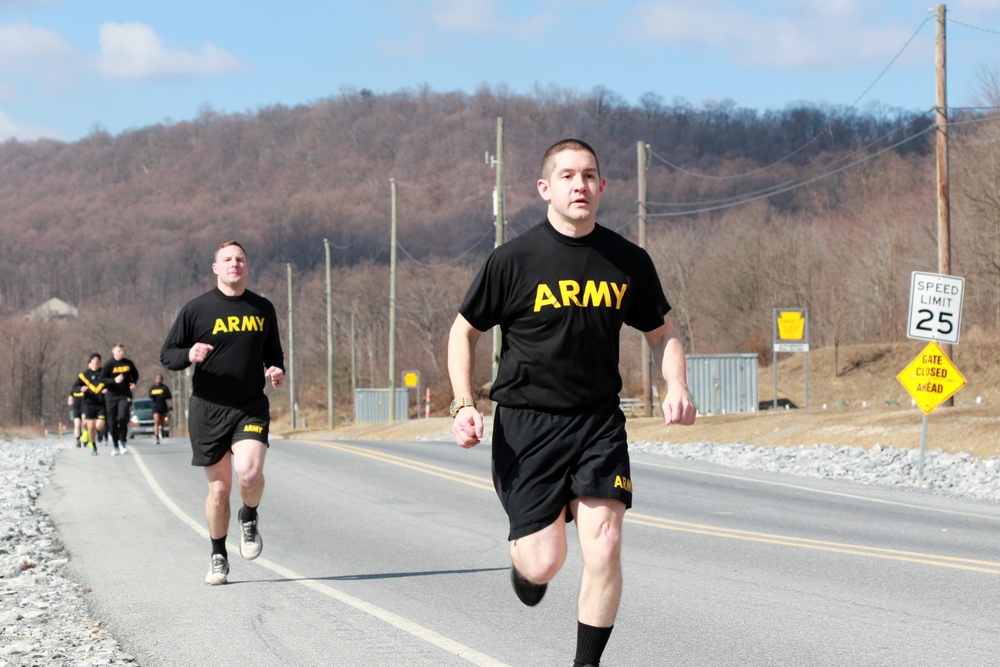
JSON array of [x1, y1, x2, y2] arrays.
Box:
[[448, 314, 484, 448]]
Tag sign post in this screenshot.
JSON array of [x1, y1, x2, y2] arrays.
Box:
[[896, 341, 967, 485], [402, 370, 420, 418], [772, 308, 809, 409]]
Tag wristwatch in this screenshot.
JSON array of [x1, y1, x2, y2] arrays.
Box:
[[450, 397, 477, 417]]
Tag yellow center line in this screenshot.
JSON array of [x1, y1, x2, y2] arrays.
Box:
[[305, 439, 495, 491], [305, 438, 1000, 574], [627, 513, 1000, 574]]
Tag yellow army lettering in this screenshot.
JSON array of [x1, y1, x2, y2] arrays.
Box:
[[533, 280, 628, 312], [613, 475, 633, 493], [111, 365, 132, 374], [243, 424, 264, 434], [212, 315, 266, 335]]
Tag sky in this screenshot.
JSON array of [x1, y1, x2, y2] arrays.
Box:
[[1, 0, 1000, 143]]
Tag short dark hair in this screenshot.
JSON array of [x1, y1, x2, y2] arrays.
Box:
[[215, 240, 246, 260], [89, 353, 101, 362], [540, 138, 600, 179]]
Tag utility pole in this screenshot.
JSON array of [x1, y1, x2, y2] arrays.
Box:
[[286, 263, 296, 429], [637, 141, 652, 417], [493, 117, 505, 400], [935, 3, 954, 406], [324, 238, 334, 429], [388, 178, 398, 422]]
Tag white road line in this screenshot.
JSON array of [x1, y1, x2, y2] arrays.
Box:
[[131, 449, 508, 667]]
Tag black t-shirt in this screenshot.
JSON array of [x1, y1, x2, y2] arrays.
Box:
[[459, 219, 670, 412], [75, 368, 106, 410], [149, 383, 172, 413], [160, 288, 285, 407], [102, 357, 139, 398]]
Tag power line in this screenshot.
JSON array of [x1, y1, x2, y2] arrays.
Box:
[[644, 127, 933, 219], [641, 16, 933, 183], [395, 226, 494, 267], [646, 109, 936, 209], [948, 17, 1000, 37]]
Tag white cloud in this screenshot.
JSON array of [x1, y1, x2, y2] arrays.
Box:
[[97, 22, 244, 80], [0, 21, 76, 74], [627, 1, 923, 69], [0, 107, 57, 141]]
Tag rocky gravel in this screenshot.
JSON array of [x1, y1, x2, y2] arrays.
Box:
[[1, 438, 135, 666], [4, 433, 999, 665]]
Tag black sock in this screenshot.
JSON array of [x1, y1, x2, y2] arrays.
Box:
[[211, 536, 228, 558], [239, 504, 258, 523], [574, 622, 614, 667]]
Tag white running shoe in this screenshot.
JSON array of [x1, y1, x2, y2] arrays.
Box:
[[239, 517, 262, 560], [120, 442, 128, 454], [111, 449, 119, 456], [205, 554, 229, 585]]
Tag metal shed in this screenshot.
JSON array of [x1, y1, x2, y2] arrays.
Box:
[[686, 354, 759, 415], [354, 388, 410, 423]]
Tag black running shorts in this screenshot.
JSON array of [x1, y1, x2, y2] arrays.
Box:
[[491, 395, 632, 541], [82, 402, 105, 421], [188, 394, 270, 467]]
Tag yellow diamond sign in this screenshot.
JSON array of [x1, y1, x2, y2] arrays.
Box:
[[896, 341, 966, 415]]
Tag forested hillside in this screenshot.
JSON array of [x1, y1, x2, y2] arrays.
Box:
[[2, 84, 998, 429]]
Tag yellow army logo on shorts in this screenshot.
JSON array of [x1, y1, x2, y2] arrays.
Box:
[[614, 475, 632, 493], [243, 425, 264, 434], [212, 315, 267, 335]]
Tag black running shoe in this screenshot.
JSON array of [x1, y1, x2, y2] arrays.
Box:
[[510, 565, 546, 606]]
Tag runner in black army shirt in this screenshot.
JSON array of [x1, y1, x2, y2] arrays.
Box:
[[449, 139, 696, 667], [75, 353, 107, 456], [161, 240, 285, 586], [102, 343, 139, 455], [148, 374, 172, 444]]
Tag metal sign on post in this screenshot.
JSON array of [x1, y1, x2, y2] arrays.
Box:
[[402, 370, 420, 418], [896, 341, 967, 415], [896, 341, 967, 486], [772, 308, 809, 409], [906, 271, 964, 344]]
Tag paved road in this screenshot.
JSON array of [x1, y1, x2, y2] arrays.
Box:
[[43, 435, 1000, 666]]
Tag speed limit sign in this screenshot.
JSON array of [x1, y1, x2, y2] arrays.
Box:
[[906, 271, 964, 344]]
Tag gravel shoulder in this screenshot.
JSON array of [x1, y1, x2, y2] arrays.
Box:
[[286, 403, 1000, 461]]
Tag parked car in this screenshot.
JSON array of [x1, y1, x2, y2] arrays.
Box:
[[128, 398, 170, 439]]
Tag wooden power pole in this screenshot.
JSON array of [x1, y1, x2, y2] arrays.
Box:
[[935, 3, 954, 406], [637, 141, 652, 417]]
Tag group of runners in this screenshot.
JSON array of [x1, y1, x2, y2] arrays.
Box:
[[66, 139, 695, 666], [68, 346, 173, 455]]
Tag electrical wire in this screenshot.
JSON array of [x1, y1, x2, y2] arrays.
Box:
[[645, 109, 937, 209], [644, 15, 933, 182], [645, 127, 934, 219]]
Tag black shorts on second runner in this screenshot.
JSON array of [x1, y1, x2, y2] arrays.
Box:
[[82, 402, 105, 421], [188, 394, 270, 467], [491, 395, 632, 541]]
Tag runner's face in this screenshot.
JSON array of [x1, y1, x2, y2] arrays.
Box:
[[89, 358, 100, 371], [537, 149, 605, 226], [213, 246, 249, 290], [113, 347, 125, 360]]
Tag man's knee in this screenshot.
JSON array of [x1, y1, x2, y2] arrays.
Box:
[[575, 499, 625, 567]]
